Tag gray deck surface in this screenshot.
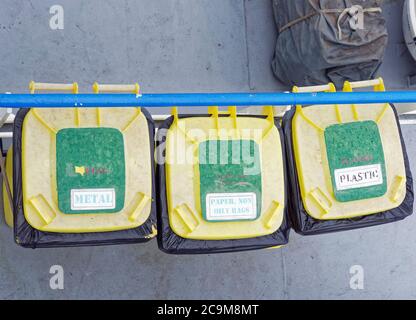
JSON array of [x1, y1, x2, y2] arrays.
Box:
[[0, 0, 415, 299]]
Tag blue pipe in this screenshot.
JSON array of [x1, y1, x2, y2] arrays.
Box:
[[0, 91, 415, 108]]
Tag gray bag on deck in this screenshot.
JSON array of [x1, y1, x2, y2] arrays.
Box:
[[271, 0, 388, 88]]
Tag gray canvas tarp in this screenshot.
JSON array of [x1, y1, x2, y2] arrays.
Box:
[[272, 0, 388, 88]]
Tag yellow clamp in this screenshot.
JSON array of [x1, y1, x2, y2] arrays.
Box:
[[29, 81, 78, 94]]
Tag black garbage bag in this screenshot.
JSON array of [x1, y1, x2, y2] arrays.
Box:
[[272, 0, 388, 88]]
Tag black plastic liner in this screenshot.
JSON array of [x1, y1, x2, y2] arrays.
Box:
[[156, 114, 291, 254], [282, 104, 414, 235], [10, 108, 157, 248]]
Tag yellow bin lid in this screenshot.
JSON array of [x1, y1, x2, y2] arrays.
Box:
[[20, 107, 153, 233], [292, 80, 407, 220], [164, 107, 286, 240]]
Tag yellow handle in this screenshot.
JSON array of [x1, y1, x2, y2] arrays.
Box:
[[92, 82, 140, 94], [172, 106, 240, 122], [293, 82, 336, 113], [29, 81, 78, 94], [293, 83, 336, 93], [343, 78, 385, 92]]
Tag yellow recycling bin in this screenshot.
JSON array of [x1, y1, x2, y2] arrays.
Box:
[[157, 106, 290, 254], [2, 82, 157, 248], [282, 79, 413, 235]]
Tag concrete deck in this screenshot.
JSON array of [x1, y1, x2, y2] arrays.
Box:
[[0, 0, 415, 299]]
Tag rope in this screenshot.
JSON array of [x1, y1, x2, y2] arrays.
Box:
[[278, 4, 382, 40]]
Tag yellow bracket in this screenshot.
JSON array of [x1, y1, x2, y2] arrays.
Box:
[[308, 187, 333, 217], [170, 106, 199, 144], [93, 82, 141, 126], [263, 105, 274, 120], [261, 106, 276, 140], [207, 106, 239, 139], [292, 83, 335, 130], [127, 192, 151, 222], [263, 200, 280, 229], [29, 81, 80, 125], [28, 195, 56, 226], [171, 106, 179, 125], [174, 204, 199, 233], [29, 81, 79, 94], [342, 78, 386, 121], [390, 176, 405, 203]]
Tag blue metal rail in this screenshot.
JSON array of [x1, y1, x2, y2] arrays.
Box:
[[0, 91, 415, 108]]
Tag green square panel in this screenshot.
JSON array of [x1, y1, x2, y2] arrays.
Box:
[[324, 121, 387, 202], [199, 139, 261, 222], [56, 128, 125, 214]]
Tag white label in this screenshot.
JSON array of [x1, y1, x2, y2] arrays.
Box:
[[334, 164, 383, 191], [205, 192, 257, 221], [71, 188, 115, 211]]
